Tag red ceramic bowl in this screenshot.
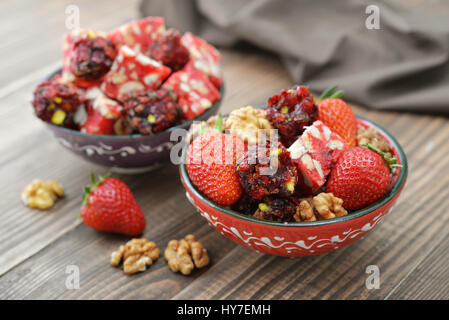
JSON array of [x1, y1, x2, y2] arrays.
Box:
[[179, 115, 408, 257]]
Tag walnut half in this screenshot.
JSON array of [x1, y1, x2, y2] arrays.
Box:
[[293, 198, 317, 222], [164, 234, 210, 275], [313, 193, 348, 220], [225, 106, 272, 145], [357, 127, 391, 155], [293, 193, 348, 221], [110, 238, 160, 275], [21, 179, 64, 210]]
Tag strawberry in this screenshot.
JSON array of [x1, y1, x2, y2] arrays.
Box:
[[186, 130, 245, 206], [81, 174, 145, 236], [325, 144, 401, 210], [316, 86, 358, 148]]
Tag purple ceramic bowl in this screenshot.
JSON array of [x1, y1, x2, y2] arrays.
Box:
[[42, 70, 224, 173]]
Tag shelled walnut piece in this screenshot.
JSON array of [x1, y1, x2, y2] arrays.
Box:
[[294, 199, 317, 222], [164, 234, 210, 275], [357, 127, 391, 155], [225, 106, 272, 145], [293, 193, 348, 222], [110, 238, 160, 275], [21, 179, 64, 210]]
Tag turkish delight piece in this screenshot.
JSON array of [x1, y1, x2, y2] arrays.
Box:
[[287, 120, 348, 193], [81, 107, 117, 135], [81, 88, 124, 135], [181, 32, 222, 88], [149, 28, 190, 71], [163, 66, 220, 120], [85, 87, 123, 119], [106, 17, 165, 55], [32, 80, 83, 129], [62, 29, 112, 88], [101, 45, 171, 102]]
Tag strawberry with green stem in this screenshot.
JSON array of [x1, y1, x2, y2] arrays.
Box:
[[316, 85, 358, 148], [186, 114, 245, 206], [81, 173, 146, 236], [325, 144, 402, 210]]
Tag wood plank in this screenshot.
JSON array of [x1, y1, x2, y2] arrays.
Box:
[[0, 164, 237, 299], [385, 231, 449, 300]]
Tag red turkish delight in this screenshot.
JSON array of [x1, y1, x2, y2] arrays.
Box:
[[81, 88, 124, 135], [266, 86, 319, 147], [81, 108, 116, 135], [181, 32, 222, 88], [32, 80, 83, 129], [62, 29, 113, 88], [101, 45, 171, 103], [106, 17, 165, 55], [236, 142, 298, 200], [163, 66, 220, 120], [123, 89, 182, 135], [253, 197, 297, 222], [150, 28, 190, 71], [287, 120, 348, 193]]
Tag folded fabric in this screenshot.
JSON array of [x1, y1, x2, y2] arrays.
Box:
[[140, 0, 449, 114]]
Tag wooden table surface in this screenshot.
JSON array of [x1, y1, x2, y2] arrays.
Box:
[[1, 0, 448, 300]]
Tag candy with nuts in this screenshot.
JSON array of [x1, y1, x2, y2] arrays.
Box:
[[106, 17, 165, 55], [31, 17, 223, 135], [101, 45, 171, 103], [288, 120, 348, 194], [163, 63, 220, 120], [32, 80, 83, 129], [181, 32, 222, 88]]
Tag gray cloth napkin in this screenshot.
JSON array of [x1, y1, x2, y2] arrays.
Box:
[[140, 0, 449, 114]]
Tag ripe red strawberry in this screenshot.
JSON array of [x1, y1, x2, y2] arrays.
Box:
[[81, 174, 145, 236], [325, 145, 399, 210], [316, 86, 358, 148], [186, 131, 245, 206]]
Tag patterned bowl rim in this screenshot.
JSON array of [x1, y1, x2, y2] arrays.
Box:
[[42, 68, 224, 140], [180, 114, 408, 227]]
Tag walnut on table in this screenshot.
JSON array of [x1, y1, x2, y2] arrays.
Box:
[[110, 238, 160, 275], [225, 106, 272, 145], [357, 127, 391, 155], [293, 193, 348, 221], [164, 234, 210, 275], [21, 179, 64, 210]]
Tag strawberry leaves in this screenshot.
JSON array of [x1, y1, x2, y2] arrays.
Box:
[[361, 143, 403, 171], [82, 172, 110, 206], [318, 85, 344, 101]]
